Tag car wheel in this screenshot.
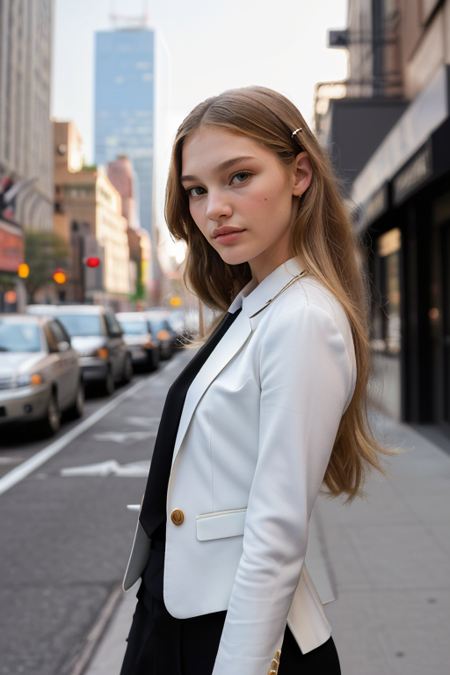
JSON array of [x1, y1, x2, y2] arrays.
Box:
[[67, 380, 84, 419], [122, 354, 133, 384], [41, 391, 61, 436], [102, 367, 115, 396], [148, 348, 160, 372]]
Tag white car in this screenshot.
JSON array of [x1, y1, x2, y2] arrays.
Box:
[[0, 314, 84, 435], [27, 305, 133, 395]]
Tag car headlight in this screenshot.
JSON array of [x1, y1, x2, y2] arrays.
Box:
[[16, 374, 43, 387], [140, 334, 154, 348]]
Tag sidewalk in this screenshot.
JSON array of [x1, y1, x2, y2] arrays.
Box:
[[84, 412, 450, 675]]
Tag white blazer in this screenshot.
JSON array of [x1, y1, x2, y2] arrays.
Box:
[[123, 257, 356, 675]]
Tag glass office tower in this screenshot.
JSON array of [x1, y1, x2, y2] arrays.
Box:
[[94, 29, 156, 236]]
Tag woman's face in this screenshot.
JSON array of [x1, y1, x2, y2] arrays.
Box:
[[181, 127, 311, 283]]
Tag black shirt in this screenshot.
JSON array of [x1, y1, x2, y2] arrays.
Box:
[[139, 309, 242, 543]]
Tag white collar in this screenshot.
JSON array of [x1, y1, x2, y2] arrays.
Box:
[[228, 257, 306, 318]]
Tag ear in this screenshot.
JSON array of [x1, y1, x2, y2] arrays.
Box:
[[292, 151, 313, 197]]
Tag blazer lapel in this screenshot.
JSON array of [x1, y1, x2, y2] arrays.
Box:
[[171, 311, 252, 466]]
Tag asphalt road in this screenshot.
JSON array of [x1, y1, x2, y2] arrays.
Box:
[[0, 351, 192, 675]]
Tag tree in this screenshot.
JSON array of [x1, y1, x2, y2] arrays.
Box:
[[24, 231, 69, 303], [130, 258, 146, 302]]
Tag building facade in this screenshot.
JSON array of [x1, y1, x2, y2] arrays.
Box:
[[320, 0, 450, 438], [0, 0, 53, 230], [107, 156, 153, 301], [54, 122, 131, 308], [94, 27, 168, 283], [0, 0, 53, 311]]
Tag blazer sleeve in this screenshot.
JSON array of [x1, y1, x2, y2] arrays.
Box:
[[212, 303, 354, 675]]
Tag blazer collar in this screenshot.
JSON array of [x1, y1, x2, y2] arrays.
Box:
[[172, 309, 252, 466], [228, 256, 306, 320], [171, 256, 305, 467]]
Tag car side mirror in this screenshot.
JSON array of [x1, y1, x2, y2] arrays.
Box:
[[58, 341, 71, 352]]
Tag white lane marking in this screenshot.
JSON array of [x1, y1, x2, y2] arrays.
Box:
[[61, 459, 150, 477], [0, 378, 149, 496], [92, 430, 154, 444]]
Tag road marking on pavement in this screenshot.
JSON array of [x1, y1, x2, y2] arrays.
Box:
[[0, 378, 149, 497], [61, 459, 150, 477], [92, 430, 154, 444]]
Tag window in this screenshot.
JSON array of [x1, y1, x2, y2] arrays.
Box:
[[104, 312, 123, 336], [119, 320, 148, 335], [57, 314, 103, 337], [49, 320, 70, 345], [372, 228, 402, 355], [0, 322, 41, 353]]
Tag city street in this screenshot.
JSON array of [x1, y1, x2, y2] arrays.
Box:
[[0, 351, 191, 675]]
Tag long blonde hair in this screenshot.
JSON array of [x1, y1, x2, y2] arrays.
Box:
[[165, 86, 389, 501]]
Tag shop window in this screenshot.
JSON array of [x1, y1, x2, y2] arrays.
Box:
[[372, 228, 402, 356]]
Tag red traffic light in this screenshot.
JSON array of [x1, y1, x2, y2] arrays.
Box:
[[85, 257, 101, 268]]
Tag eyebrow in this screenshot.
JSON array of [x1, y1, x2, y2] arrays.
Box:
[[180, 156, 257, 183]]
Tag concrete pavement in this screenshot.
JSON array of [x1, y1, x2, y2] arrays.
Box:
[[84, 411, 450, 675]]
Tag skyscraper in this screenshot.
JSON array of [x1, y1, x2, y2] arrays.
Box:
[[0, 0, 53, 311], [94, 27, 168, 280], [0, 0, 53, 231]]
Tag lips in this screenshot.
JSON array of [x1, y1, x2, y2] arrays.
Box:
[[212, 227, 245, 245], [212, 226, 244, 238]]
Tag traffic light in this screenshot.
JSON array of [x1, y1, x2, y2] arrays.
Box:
[[5, 290, 17, 304], [85, 257, 101, 268], [170, 296, 181, 307], [53, 268, 66, 284], [18, 263, 29, 278]]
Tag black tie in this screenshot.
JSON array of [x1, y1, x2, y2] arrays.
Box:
[[140, 309, 242, 539]]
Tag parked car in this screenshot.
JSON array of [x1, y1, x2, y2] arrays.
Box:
[[144, 311, 178, 359], [116, 312, 160, 372], [165, 311, 188, 349], [0, 314, 84, 435], [27, 305, 133, 395]]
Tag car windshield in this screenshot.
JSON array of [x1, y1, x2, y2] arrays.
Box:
[[0, 322, 41, 352], [119, 321, 148, 335], [56, 314, 103, 337], [148, 319, 164, 333]]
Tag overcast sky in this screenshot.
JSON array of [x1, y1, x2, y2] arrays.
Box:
[[52, 0, 349, 165]]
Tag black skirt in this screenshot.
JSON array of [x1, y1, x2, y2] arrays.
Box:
[[120, 541, 341, 675]]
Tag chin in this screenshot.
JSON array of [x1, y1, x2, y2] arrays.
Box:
[[215, 247, 251, 267]]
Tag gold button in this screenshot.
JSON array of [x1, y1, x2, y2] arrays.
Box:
[[171, 508, 184, 525]]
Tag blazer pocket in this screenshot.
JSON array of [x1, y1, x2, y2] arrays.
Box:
[[196, 508, 247, 541]]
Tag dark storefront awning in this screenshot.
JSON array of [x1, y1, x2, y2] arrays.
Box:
[[352, 65, 450, 228]]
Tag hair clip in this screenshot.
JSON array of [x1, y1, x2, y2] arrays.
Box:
[[291, 128, 303, 139]]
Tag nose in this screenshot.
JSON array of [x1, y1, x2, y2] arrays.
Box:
[[205, 190, 232, 221]]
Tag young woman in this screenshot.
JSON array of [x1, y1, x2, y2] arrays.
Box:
[[120, 86, 387, 675]]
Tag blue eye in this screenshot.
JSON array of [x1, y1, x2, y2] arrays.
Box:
[[186, 186, 206, 197], [231, 171, 250, 185]]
